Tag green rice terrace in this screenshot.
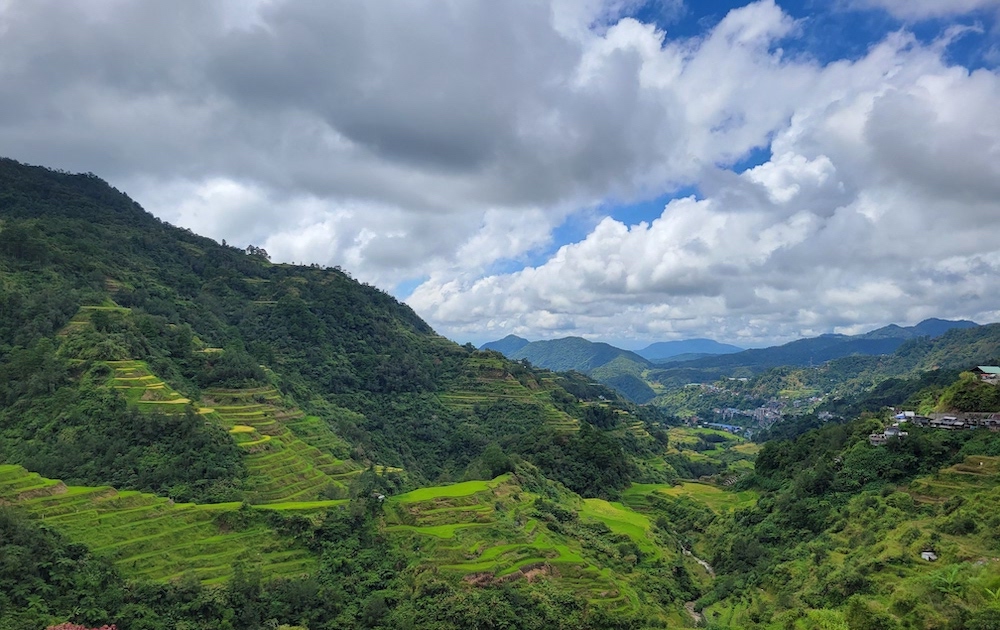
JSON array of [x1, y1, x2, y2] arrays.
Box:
[[438, 354, 580, 433], [102, 354, 370, 504], [200, 386, 367, 503], [381, 473, 699, 623], [1, 301, 761, 623], [108, 360, 193, 414], [699, 454, 1000, 628], [0, 464, 316, 585]]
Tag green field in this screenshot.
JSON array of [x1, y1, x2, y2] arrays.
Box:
[[438, 356, 579, 433], [106, 360, 192, 413], [0, 465, 316, 585], [203, 387, 365, 504], [623, 482, 758, 513], [0, 319, 375, 585], [701, 455, 1000, 628], [393, 477, 504, 502]]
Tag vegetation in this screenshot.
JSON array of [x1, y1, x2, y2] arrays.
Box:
[[3, 158, 1000, 629]]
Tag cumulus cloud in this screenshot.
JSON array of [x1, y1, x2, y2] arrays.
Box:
[[850, 0, 1000, 20], [410, 30, 1000, 345], [0, 0, 997, 345]]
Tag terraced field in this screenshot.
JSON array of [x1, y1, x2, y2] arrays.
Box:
[[202, 387, 365, 504], [909, 455, 1000, 499], [439, 356, 579, 432], [0, 465, 317, 585], [107, 359, 194, 414], [57, 303, 131, 336], [2, 307, 382, 585], [622, 481, 758, 514], [381, 475, 667, 615]]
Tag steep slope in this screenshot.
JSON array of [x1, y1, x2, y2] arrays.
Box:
[[700, 416, 1000, 628], [0, 157, 731, 627], [485, 336, 654, 401], [0, 156, 679, 488]]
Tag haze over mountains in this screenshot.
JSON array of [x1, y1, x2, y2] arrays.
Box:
[[481, 318, 980, 402], [635, 339, 744, 363]]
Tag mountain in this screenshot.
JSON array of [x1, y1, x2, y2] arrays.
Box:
[[500, 337, 657, 402], [2, 157, 730, 628], [4, 157, 999, 630], [860, 317, 978, 340], [509, 337, 651, 372], [0, 157, 672, 496], [658, 318, 979, 373], [636, 338, 743, 362], [479, 333, 530, 355]]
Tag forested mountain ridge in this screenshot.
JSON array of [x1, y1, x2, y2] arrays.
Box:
[[478, 335, 658, 403], [0, 157, 681, 494], [479, 333, 530, 355], [665, 317, 978, 373], [4, 158, 1000, 630], [480, 320, 979, 407], [0, 158, 724, 628]]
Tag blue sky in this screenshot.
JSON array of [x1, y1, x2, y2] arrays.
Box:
[[572, 0, 1000, 244], [1, 0, 998, 347]]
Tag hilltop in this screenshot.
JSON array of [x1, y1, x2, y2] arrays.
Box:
[[0, 158, 731, 628], [479, 334, 530, 355], [636, 338, 744, 363]]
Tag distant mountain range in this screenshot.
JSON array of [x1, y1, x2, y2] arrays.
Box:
[[479, 318, 979, 403], [635, 339, 743, 362], [675, 318, 978, 372]]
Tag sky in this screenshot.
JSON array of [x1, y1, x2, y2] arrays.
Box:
[[1, 0, 999, 349]]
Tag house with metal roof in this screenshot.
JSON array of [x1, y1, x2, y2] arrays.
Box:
[[972, 366, 1000, 382]]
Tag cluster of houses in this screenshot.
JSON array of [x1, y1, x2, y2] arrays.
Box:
[[868, 366, 1000, 446], [870, 412, 1000, 445]]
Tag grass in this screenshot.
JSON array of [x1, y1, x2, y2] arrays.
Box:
[[438, 357, 579, 432], [0, 465, 317, 584], [204, 387, 365, 503], [387, 523, 489, 539], [580, 499, 658, 555], [392, 477, 505, 503], [105, 360, 191, 414], [623, 482, 758, 513]]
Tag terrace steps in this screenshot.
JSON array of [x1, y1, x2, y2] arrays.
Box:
[[0, 465, 317, 584]]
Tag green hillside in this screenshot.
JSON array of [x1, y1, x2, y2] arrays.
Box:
[[0, 158, 705, 628], [3, 158, 1000, 630], [499, 336, 657, 402]]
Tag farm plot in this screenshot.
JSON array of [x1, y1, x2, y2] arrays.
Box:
[[0, 465, 316, 585], [439, 356, 578, 433], [106, 359, 192, 414], [622, 482, 758, 514], [383, 476, 648, 613], [204, 387, 365, 503]]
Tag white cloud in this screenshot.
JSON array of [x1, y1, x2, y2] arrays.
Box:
[[410, 28, 1000, 345], [851, 0, 1000, 20], [0, 1, 996, 345]]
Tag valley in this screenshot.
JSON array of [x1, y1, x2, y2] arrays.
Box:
[[1, 159, 999, 629]]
